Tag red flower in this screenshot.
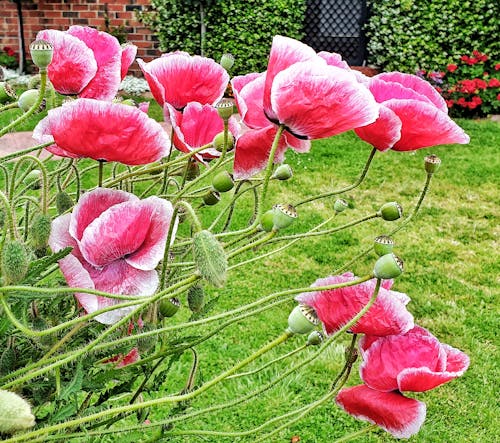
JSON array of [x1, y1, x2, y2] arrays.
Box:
[[138, 51, 229, 110], [295, 273, 414, 336], [446, 99, 454, 107], [488, 78, 500, 88], [49, 188, 176, 325], [495, 63, 500, 71], [497, 93, 500, 100], [447, 64, 458, 73], [474, 78, 487, 90], [460, 55, 469, 63], [471, 96, 483, 105], [33, 99, 169, 165], [37, 26, 136, 100], [467, 102, 477, 109]]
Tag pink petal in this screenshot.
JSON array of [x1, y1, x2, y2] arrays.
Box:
[[296, 273, 414, 337], [231, 73, 270, 129], [336, 385, 426, 439], [49, 213, 84, 262], [68, 26, 122, 101], [125, 196, 174, 271], [375, 72, 447, 112], [36, 29, 97, 95], [115, 348, 140, 368], [384, 99, 470, 150], [70, 188, 137, 242], [360, 326, 447, 392], [354, 105, 402, 151], [138, 102, 150, 114], [369, 76, 437, 107], [34, 99, 170, 165], [271, 62, 379, 139], [397, 344, 470, 392], [138, 53, 229, 109], [79, 200, 159, 268], [317, 51, 350, 70], [263, 36, 317, 122], [120, 44, 138, 80]]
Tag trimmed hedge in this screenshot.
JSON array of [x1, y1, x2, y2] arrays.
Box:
[[138, 0, 306, 75], [366, 0, 500, 72]]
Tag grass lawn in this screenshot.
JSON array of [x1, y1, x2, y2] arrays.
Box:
[[0, 100, 498, 442]]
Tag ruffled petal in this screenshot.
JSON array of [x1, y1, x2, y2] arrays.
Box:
[[384, 99, 470, 150], [271, 62, 379, 139], [354, 105, 402, 151], [263, 36, 317, 121], [317, 51, 350, 69], [397, 344, 470, 392], [296, 273, 414, 337], [36, 29, 97, 95], [49, 213, 84, 261], [138, 58, 166, 106], [360, 326, 446, 392], [34, 99, 170, 165], [336, 385, 427, 439], [69, 188, 138, 242], [68, 26, 122, 100], [120, 44, 137, 80], [231, 73, 270, 129]]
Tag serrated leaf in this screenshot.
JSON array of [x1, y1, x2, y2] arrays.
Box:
[[22, 247, 73, 285], [58, 361, 84, 401], [48, 402, 77, 424]]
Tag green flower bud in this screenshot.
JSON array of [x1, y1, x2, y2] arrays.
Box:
[[159, 297, 180, 318], [31, 213, 51, 250], [260, 209, 276, 232], [192, 230, 227, 287], [220, 53, 235, 71], [186, 159, 201, 181], [29, 39, 53, 71], [212, 170, 234, 193], [333, 198, 349, 213], [212, 131, 235, 152], [272, 164, 293, 180], [306, 330, 324, 346], [0, 348, 16, 376], [215, 99, 234, 120], [0, 208, 5, 228], [287, 304, 319, 335], [373, 235, 395, 256], [24, 169, 42, 190], [18, 89, 45, 113], [378, 202, 403, 221], [2, 241, 29, 284], [272, 204, 297, 230], [0, 81, 16, 104], [0, 390, 35, 433], [373, 253, 404, 279], [202, 190, 221, 206], [56, 191, 74, 215], [187, 283, 205, 313], [424, 154, 441, 174]]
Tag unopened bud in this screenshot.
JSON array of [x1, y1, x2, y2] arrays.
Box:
[[31, 213, 52, 250], [186, 159, 200, 181], [18, 89, 45, 113], [29, 39, 53, 71], [187, 283, 205, 313], [24, 169, 42, 190], [272, 164, 293, 180], [0, 390, 35, 433], [159, 297, 180, 318], [424, 154, 441, 174], [373, 253, 404, 279], [378, 202, 403, 221], [2, 241, 29, 284], [56, 191, 74, 214], [193, 230, 227, 287]]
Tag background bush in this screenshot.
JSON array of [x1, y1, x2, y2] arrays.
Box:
[[138, 0, 306, 75], [365, 0, 499, 72]]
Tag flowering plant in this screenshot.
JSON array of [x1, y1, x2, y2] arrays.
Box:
[[0, 46, 19, 69], [0, 30, 471, 442], [417, 50, 500, 117]]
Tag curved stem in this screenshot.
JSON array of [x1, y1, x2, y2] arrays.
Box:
[[0, 142, 53, 163], [332, 424, 378, 442]]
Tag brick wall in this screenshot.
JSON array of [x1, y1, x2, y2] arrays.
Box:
[[0, 0, 160, 76]]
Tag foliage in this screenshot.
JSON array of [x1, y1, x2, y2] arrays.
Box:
[[0, 47, 18, 70], [365, 0, 500, 73], [417, 50, 500, 117], [137, 0, 306, 74]]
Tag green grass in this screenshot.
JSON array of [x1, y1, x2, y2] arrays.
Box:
[[1, 100, 498, 442]]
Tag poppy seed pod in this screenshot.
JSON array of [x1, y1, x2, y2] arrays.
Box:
[[220, 53, 235, 71], [378, 202, 403, 221], [287, 304, 320, 335], [202, 190, 221, 206], [260, 209, 276, 232], [373, 253, 404, 279], [212, 131, 235, 152], [0, 390, 36, 434], [0, 81, 16, 103], [18, 89, 45, 113], [373, 235, 395, 256], [192, 230, 227, 287], [272, 163, 293, 180], [334, 198, 349, 213], [216, 99, 235, 120], [306, 330, 324, 346], [212, 170, 234, 193], [24, 169, 42, 190], [159, 297, 180, 318], [424, 154, 442, 174], [29, 39, 53, 71], [272, 204, 298, 230]]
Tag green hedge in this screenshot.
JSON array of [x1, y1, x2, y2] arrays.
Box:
[[366, 0, 500, 72], [138, 0, 306, 75]]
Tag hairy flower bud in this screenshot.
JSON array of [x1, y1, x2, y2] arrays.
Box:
[[31, 213, 52, 250], [287, 304, 320, 335], [159, 297, 180, 318], [29, 39, 53, 71], [56, 191, 74, 215], [192, 230, 227, 287], [0, 390, 36, 434], [378, 202, 403, 221], [2, 241, 29, 284], [212, 170, 234, 193], [373, 253, 404, 279], [373, 235, 395, 256], [24, 169, 42, 190], [18, 89, 45, 113], [187, 283, 205, 313]]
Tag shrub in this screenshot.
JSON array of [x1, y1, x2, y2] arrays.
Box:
[[138, 0, 306, 74], [0, 46, 18, 69], [365, 0, 500, 73]]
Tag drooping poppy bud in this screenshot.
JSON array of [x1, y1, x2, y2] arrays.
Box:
[[159, 297, 180, 318], [55, 191, 74, 215], [18, 89, 45, 113], [187, 283, 205, 313], [31, 213, 52, 250], [24, 170, 42, 190], [2, 241, 29, 284], [192, 230, 227, 287], [0, 390, 36, 433]]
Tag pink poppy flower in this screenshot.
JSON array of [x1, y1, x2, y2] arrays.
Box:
[[359, 325, 470, 392], [33, 99, 170, 165], [103, 347, 141, 368], [49, 188, 176, 324], [355, 72, 470, 151], [37, 26, 136, 100], [138, 52, 229, 109], [165, 102, 240, 161], [295, 273, 414, 336], [336, 385, 426, 439]]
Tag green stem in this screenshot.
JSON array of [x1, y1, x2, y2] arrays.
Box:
[[295, 147, 377, 207], [332, 424, 378, 443], [0, 191, 17, 240], [98, 160, 105, 187], [175, 200, 202, 232], [0, 142, 53, 163], [227, 230, 276, 259], [0, 102, 19, 112]]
